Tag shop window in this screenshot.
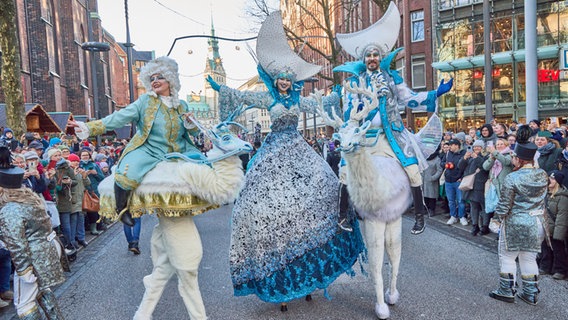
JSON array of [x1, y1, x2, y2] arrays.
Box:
[[492, 64, 513, 104], [491, 17, 512, 53], [537, 59, 560, 101], [411, 55, 426, 89], [411, 10, 424, 42], [536, 2, 560, 47]]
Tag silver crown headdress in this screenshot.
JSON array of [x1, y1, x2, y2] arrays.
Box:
[[336, 2, 401, 60], [256, 11, 321, 83]]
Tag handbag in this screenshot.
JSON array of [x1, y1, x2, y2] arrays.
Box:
[[82, 190, 100, 213], [458, 168, 480, 191]]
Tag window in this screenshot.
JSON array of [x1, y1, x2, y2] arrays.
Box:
[[411, 55, 426, 89], [411, 10, 424, 42], [396, 58, 405, 82]]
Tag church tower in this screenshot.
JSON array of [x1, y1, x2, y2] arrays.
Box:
[[204, 17, 226, 121]]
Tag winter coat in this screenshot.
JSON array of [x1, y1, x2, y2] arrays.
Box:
[[556, 151, 568, 189], [71, 169, 91, 213], [536, 144, 561, 174], [79, 160, 105, 196], [546, 187, 568, 241], [441, 149, 466, 183], [483, 149, 514, 196], [54, 161, 77, 213], [326, 149, 341, 177], [458, 153, 489, 203], [421, 157, 443, 199]]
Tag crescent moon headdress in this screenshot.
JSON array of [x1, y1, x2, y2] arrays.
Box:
[[335, 2, 401, 60]]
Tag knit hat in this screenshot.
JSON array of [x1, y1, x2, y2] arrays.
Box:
[[99, 162, 109, 169], [448, 139, 461, 146], [455, 132, 466, 142], [530, 119, 541, 128], [58, 145, 70, 151], [472, 140, 485, 148], [95, 154, 107, 162], [139, 56, 181, 108], [537, 130, 552, 138], [23, 151, 39, 160], [28, 140, 44, 150], [48, 137, 61, 147], [67, 154, 80, 162], [47, 148, 61, 159], [550, 170, 565, 186], [3, 128, 13, 135]]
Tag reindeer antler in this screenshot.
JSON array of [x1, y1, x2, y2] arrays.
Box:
[[310, 89, 343, 129], [344, 77, 379, 122]]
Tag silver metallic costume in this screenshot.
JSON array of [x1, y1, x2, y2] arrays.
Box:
[[0, 201, 65, 319]]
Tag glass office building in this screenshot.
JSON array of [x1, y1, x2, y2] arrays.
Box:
[[433, 0, 568, 130]]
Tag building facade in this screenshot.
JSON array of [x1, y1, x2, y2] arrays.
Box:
[[280, 0, 436, 132], [0, 0, 150, 125], [433, 0, 568, 130]]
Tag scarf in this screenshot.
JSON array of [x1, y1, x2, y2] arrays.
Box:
[[490, 146, 511, 179], [537, 142, 556, 156]]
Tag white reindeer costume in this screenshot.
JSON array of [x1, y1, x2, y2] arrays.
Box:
[[322, 2, 452, 318]]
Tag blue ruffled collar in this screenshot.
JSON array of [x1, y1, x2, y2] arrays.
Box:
[[257, 65, 304, 110]]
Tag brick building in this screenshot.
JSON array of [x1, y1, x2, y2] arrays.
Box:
[[0, 0, 151, 123], [279, 0, 436, 131]]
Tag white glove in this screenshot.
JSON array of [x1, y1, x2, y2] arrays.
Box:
[[74, 121, 90, 140]]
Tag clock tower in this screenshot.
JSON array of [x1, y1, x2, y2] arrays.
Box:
[[204, 18, 226, 122]]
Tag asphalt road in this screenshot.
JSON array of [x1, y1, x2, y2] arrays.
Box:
[[2, 205, 567, 319]]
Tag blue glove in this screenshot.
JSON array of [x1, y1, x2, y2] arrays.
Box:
[[206, 75, 221, 91], [436, 78, 453, 97], [332, 84, 342, 99]]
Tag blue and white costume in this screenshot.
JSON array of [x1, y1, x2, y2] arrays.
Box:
[[214, 12, 365, 304]]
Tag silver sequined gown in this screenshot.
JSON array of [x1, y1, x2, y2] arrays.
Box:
[[219, 85, 365, 303]]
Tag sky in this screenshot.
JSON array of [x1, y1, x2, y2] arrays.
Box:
[[97, 0, 279, 97]]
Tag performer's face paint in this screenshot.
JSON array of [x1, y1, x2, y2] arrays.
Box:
[[150, 73, 171, 96], [276, 78, 292, 94], [364, 49, 381, 72]]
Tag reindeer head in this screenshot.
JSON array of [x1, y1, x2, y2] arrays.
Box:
[[312, 78, 379, 154], [188, 113, 253, 157]]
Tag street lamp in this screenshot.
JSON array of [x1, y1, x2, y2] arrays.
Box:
[[82, 0, 110, 145]]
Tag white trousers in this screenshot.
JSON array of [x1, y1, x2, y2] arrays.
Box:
[[133, 215, 206, 320], [498, 220, 544, 281], [13, 273, 39, 317]]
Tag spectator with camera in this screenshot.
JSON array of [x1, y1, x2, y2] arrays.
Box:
[[459, 140, 490, 235], [68, 153, 91, 248], [441, 139, 467, 225], [15, 152, 48, 195], [53, 149, 78, 252]]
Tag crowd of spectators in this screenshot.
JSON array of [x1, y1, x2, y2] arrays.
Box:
[[0, 128, 129, 309], [431, 119, 568, 281]]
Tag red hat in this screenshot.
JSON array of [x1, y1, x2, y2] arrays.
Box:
[[68, 154, 80, 162]]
